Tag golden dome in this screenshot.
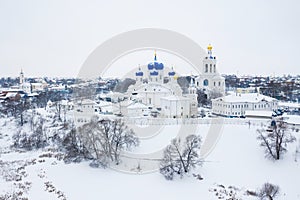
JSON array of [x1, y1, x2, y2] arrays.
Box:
[[207, 44, 213, 51]]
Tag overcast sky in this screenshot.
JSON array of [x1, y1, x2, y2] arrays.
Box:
[[0, 0, 299, 78]]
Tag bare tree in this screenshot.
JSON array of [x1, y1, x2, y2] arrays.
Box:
[[258, 183, 280, 200], [62, 122, 90, 163], [13, 115, 47, 150], [209, 90, 223, 100], [109, 119, 139, 164], [113, 78, 136, 93], [160, 135, 202, 180], [257, 119, 295, 160], [79, 117, 139, 167]]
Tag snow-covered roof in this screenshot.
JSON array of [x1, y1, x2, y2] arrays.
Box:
[[127, 102, 148, 109], [214, 93, 276, 103], [211, 75, 224, 80], [81, 99, 95, 105], [161, 95, 190, 101], [97, 100, 112, 107], [27, 92, 39, 97], [31, 82, 43, 86], [3, 88, 24, 93], [278, 102, 300, 109], [120, 100, 134, 107], [136, 83, 171, 93], [5, 92, 18, 98]]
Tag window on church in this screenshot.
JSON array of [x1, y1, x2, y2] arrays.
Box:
[[214, 65, 216, 73], [218, 82, 221, 86], [210, 64, 212, 73], [214, 82, 216, 86], [203, 79, 209, 86], [205, 64, 208, 73]]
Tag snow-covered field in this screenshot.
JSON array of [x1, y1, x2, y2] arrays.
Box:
[[1, 115, 300, 199]]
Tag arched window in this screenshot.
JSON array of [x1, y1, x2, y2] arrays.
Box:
[[203, 79, 209, 86], [210, 64, 212, 72], [205, 64, 208, 73], [214, 65, 216, 73]]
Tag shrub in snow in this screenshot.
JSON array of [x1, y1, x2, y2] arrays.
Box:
[[13, 129, 47, 151], [257, 118, 295, 160], [89, 158, 109, 168], [257, 183, 280, 200], [160, 135, 203, 180], [13, 128, 47, 151]]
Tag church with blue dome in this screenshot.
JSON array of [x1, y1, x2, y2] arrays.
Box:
[[128, 51, 198, 118], [126, 45, 225, 118]]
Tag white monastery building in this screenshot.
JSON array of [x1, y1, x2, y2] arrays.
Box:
[[212, 92, 278, 117]]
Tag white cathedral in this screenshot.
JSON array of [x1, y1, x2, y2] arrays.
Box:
[[125, 44, 225, 118]]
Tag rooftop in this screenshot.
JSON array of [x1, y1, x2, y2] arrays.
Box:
[[214, 93, 276, 103]]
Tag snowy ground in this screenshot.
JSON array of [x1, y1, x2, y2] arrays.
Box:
[[1, 116, 300, 199]]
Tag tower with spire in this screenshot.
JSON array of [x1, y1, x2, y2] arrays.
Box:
[[20, 69, 25, 85], [203, 44, 217, 75], [195, 44, 225, 97]]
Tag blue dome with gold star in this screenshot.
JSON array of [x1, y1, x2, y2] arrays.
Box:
[[148, 51, 164, 70]]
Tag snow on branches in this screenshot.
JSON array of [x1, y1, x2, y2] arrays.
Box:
[[257, 118, 295, 160], [160, 134, 203, 180]]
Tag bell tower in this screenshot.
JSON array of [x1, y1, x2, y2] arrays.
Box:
[[20, 69, 25, 85], [203, 44, 217, 75]]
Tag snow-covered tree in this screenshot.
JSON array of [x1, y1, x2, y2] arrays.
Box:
[[160, 135, 203, 180], [13, 115, 47, 150], [62, 122, 90, 163], [257, 119, 295, 160], [78, 117, 139, 167], [258, 183, 280, 200]]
